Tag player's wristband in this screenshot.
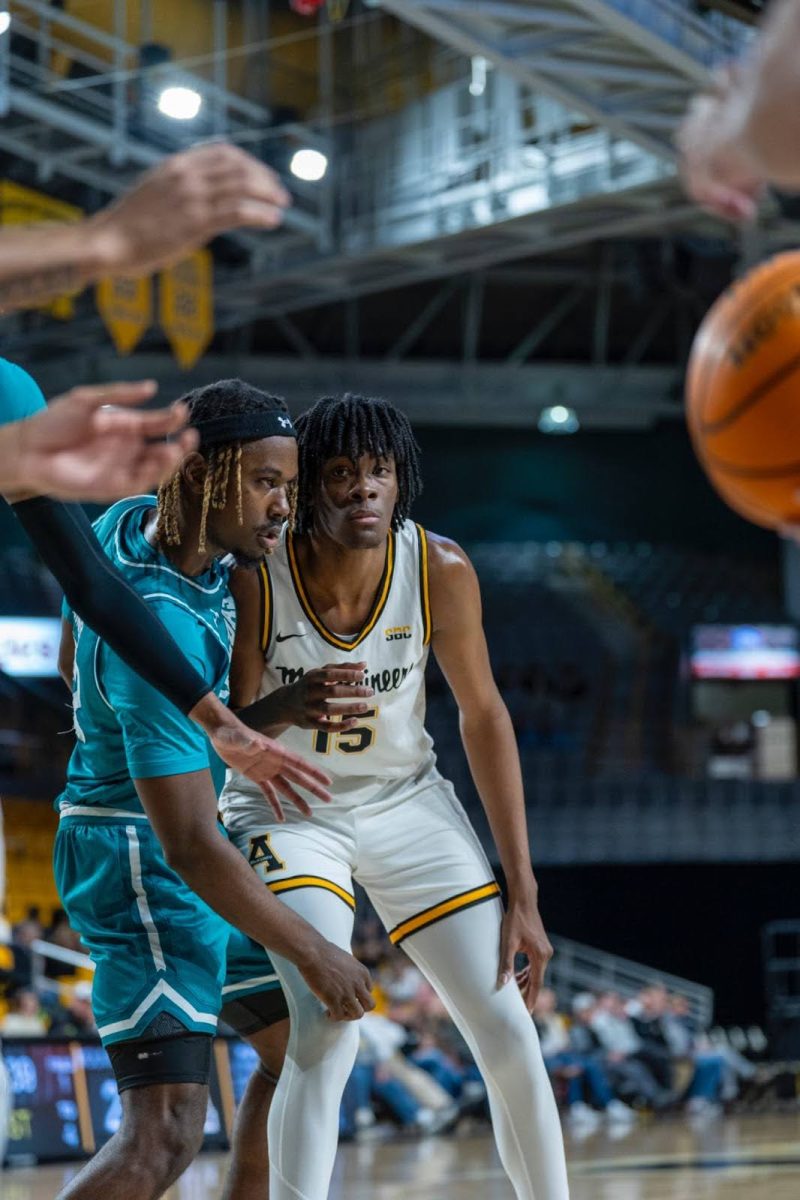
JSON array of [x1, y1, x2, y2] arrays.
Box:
[[11, 496, 210, 715]]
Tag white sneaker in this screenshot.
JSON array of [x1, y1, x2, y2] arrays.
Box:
[[686, 1097, 722, 1118], [354, 1106, 375, 1129], [605, 1099, 637, 1124], [568, 1102, 601, 1128]]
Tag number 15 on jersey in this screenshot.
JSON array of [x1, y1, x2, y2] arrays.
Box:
[[314, 707, 379, 756]]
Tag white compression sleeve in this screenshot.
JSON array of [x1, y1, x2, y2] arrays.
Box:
[[267, 887, 359, 1200], [400, 899, 570, 1200]]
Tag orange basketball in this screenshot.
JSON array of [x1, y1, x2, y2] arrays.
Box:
[[686, 250, 800, 529]]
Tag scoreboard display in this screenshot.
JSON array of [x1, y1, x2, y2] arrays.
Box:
[[3, 1038, 236, 1165]]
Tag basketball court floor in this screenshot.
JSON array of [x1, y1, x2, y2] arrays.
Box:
[[5, 1113, 799, 1199]]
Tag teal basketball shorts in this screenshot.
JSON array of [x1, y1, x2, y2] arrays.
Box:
[[54, 814, 284, 1047]]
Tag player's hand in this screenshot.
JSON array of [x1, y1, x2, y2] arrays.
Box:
[[298, 940, 376, 1022], [13, 381, 198, 503], [497, 896, 553, 1013], [273, 663, 375, 731], [677, 71, 765, 222], [86, 143, 291, 276], [207, 717, 332, 821]]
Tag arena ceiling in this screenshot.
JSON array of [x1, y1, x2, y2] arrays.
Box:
[[0, 1, 792, 427]]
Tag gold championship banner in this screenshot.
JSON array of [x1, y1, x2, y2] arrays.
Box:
[[159, 249, 214, 369], [95, 275, 152, 355], [0, 180, 83, 318]]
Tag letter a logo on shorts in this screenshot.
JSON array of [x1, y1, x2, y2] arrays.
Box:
[[248, 834, 286, 873]]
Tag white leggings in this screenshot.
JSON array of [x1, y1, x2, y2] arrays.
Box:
[[267, 891, 569, 1200]]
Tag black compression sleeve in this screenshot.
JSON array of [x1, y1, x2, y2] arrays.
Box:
[[11, 496, 211, 716]]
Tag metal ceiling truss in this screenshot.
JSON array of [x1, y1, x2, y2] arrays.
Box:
[[379, 0, 750, 162], [0, 0, 757, 381], [31, 351, 683, 431]]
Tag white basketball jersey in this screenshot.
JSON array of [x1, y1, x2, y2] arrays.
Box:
[[222, 520, 437, 808]]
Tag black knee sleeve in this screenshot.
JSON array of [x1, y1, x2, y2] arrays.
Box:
[[219, 988, 289, 1038], [107, 1014, 213, 1092]]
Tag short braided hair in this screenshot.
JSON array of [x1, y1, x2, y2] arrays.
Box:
[[156, 379, 291, 553], [294, 394, 422, 534]]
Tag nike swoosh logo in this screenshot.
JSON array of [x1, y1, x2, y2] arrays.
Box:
[[276, 632, 307, 643]]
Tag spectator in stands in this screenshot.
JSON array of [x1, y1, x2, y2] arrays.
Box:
[[590, 991, 674, 1110], [534, 990, 636, 1127], [410, 1026, 476, 1102], [339, 1013, 457, 1140], [42, 909, 83, 980], [2, 920, 37, 994], [352, 914, 392, 972], [0, 987, 48, 1036], [631, 985, 725, 1115], [48, 981, 97, 1039], [626, 984, 677, 1091]]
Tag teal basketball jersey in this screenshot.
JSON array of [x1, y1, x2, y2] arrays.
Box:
[[58, 495, 235, 816]]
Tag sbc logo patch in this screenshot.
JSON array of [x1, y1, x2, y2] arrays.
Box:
[[385, 624, 411, 642]]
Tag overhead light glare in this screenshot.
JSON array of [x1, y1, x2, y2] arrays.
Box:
[[469, 55, 488, 97], [538, 404, 580, 435], [0, 13, 10, 36], [290, 148, 328, 182], [157, 85, 202, 121]]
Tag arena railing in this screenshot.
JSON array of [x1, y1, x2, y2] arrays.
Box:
[[548, 933, 714, 1028], [30, 938, 93, 995], [29, 934, 714, 1030]]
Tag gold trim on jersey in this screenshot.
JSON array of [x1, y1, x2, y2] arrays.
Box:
[[259, 561, 273, 652], [388, 881, 502, 945], [267, 874, 356, 911], [286, 530, 396, 652], [416, 524, 432, 646]]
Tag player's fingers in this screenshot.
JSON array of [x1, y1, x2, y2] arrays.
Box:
[[277, 750, 331, 787], [496, 929, 515, 991], [279, 763, 332, 804], [323, 686, 374, 700], [209, 176, 291, 215], [133, 442, 195, 487], [207, 200, 286, 235], [203, 149, 292, 208], [357, 980, 376, 1012], [524, 965, 544, 1012], [273, 775, 313, 818], [308, 712, 359, 731], [320, 663, 368, 679], [64, 380, 158, 411], [258, 780, 286, 823], [94, 402, 193, 443]]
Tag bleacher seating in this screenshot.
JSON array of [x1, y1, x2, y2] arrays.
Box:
[[2, 797, 61, 924]]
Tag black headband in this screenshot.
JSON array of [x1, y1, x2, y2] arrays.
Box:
[[192, 411, 296, 447]]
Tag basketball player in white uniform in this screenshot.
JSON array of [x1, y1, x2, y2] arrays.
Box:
[[220, 394, 569, 1200]]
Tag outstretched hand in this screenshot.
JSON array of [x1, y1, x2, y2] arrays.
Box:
[[88, 142, 292, 276], [13, 381, 198, 503], [208, 717, 331, 822], [677, 69, 765, 223]]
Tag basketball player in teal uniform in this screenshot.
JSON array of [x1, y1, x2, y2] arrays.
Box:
[[221, 394, 569, 1200], [53, 381, 373, 1200]]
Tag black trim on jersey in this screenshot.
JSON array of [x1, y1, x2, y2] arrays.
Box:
[[416, 524, 432, 647], [259, 561, 273, 653], [286, 530, 396, 652]]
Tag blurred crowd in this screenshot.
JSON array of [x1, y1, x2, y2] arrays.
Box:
[[1, 907, 763, 1142], [0, 906, 97, 1039], [337, 915, 761, 1141]]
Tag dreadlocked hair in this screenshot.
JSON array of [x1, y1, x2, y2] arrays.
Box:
[[156, 379, 291, 554], [294, 394, 423, 535]]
